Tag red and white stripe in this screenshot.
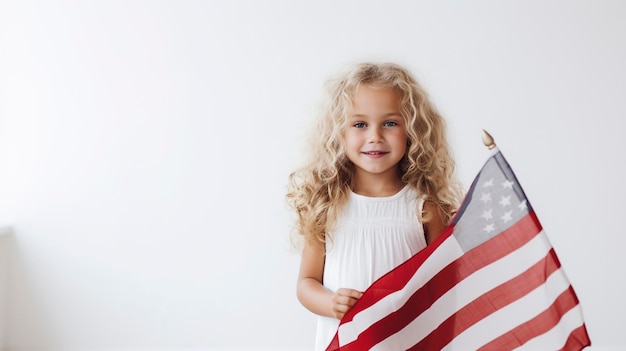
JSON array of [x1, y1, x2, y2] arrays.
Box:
[[326, 211, 589, 351]]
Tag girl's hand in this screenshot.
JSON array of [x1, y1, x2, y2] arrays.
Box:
[[331, 288, 363, 320]]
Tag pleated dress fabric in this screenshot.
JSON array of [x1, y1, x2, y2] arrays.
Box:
[[315, 185, 427, 350]]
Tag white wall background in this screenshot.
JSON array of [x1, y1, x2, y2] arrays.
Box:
[[1, 1, 624, 350]]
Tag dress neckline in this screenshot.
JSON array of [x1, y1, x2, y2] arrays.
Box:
[[349, 184, 410, 201]]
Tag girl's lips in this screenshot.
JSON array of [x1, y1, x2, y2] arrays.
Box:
[[362, 151, 388, 158]]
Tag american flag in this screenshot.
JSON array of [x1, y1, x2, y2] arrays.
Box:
[[326, 147, 591, 351]]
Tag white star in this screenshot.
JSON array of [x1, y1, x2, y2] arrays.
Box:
[[481, 209, 493, 220], [483, 223, 495, 233], [499, 195, 511, 207], [518, 199, 528, 211], [482, 179, 494, 188], [502, 180, 514, 189], [480, 192, 492, 203], [501, 211, 513, 223]]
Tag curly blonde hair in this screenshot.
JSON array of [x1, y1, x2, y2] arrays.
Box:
[[286, 62, 461, 249]]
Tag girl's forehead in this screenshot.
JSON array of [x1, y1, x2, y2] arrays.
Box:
[[351, 84, 402, 100], [350, 85, 401, 106], [354, 82, 395, 92]]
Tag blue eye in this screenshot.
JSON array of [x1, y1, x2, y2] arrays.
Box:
[[353, 122, 366, 128], [383, 121, 398, 127]]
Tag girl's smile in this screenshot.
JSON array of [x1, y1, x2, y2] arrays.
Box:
[[361, 150, 389, 158]]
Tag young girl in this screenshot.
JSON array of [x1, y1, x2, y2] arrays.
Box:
[[286, 62, 461, 350]]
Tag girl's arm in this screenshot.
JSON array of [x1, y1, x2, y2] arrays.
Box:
[[297, 241, 362, 320], [423, 200, 446, 245]]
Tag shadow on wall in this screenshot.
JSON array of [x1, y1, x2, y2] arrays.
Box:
[[0, 227, 12, 348], [0, 226, 57, 350]]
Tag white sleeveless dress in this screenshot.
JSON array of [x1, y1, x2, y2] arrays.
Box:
[[314, 185, 427, 350]]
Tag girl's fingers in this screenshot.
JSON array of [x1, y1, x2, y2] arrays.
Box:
[[334, 304, 349, 313], [331, 288, 365, 318], [332, 303, 350, 319], [334, 295, 357, 307], [333, 292, 360, 306], [336, 288, 363, 299]]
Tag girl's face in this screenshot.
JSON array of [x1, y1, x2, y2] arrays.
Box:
[[344, 85, 407, 185]]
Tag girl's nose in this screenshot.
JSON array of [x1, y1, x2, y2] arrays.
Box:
[[367, 127, 383, 143]]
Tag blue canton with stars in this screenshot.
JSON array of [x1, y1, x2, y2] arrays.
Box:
[[452, 150, 533, 253]]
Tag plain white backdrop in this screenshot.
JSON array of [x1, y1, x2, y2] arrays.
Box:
[[1, 1, 624, 350]]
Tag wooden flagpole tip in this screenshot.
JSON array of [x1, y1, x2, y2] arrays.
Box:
[[482, 129, 496, 149]]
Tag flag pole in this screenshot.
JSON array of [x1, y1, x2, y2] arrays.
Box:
[[482, 129, 496, 149]]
